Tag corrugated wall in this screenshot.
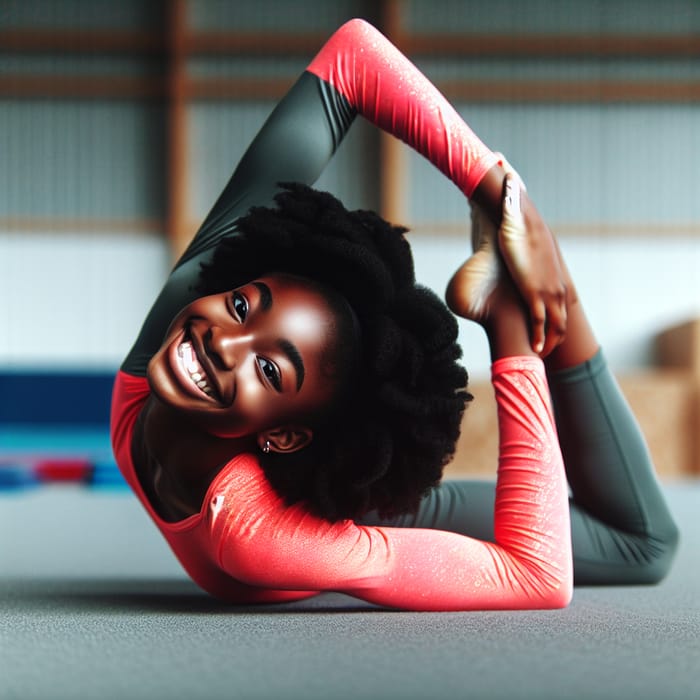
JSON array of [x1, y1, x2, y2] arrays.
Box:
[[1, 0, 699, 376]]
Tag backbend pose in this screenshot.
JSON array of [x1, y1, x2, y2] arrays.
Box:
[[112, 19, 678, 610]]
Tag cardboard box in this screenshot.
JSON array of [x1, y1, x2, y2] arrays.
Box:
[[655, 318, 700, 378], [445, 369, 698, 480]]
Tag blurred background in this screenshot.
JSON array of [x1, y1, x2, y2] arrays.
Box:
[[1, 0, 699, 483]]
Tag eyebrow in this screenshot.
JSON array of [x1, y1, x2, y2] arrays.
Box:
[[277, 339, 305, 391], [252, 281, 273, 312]]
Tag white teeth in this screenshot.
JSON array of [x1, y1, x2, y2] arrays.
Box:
[[179, 339, 214, 398]]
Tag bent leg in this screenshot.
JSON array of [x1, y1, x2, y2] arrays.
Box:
[[367, 187, 678, 584], [549, 349, 679, 584]]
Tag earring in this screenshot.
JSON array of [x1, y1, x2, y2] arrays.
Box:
[[262, 440, 271, 454]]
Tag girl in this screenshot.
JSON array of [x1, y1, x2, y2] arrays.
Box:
[[111, 19, 678, 610]]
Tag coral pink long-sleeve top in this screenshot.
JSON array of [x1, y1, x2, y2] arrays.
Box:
[[112, 20, 572, 611], [112, 359, 572, 611]]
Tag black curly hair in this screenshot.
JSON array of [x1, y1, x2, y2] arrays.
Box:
[[198, 183, 471, 522]]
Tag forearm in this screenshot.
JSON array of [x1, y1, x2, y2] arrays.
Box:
[[307, 19, 500, 200], [217, 360, 572, 611], [123, 72, 356, 373], [354, 358, 572, 610]]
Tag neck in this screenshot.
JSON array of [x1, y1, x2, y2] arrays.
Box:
[[134, 396, 254, 518]]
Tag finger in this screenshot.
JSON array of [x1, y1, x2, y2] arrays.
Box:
[[540, 327, 563, 358], [539, 300, 568, 358], [529, 299, 547, 355]]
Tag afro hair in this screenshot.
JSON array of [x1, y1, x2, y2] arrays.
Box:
[[198, 183, 471, 521]]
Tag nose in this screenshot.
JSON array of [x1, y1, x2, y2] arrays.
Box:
[[207, 324, 252, 370]]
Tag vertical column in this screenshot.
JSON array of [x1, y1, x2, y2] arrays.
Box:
[[378, 0, 406, 225], [165, 0, 190, 259]]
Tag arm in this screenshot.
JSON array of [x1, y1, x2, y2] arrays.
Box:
[[214, 357, 572, 611], [307, 19, 567, 355], [122, 18, 564, 375], [121, 71, 356, 375], [124, 18, 496, 376], [307, 18, 497, 199]]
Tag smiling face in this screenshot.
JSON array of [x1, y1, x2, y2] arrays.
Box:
[[146, 273, 349, 441]]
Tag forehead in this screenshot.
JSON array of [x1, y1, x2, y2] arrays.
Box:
[[252, 274, 336, 342], [255, 273, 332, 309]]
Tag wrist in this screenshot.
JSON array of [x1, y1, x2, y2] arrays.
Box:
[[470, 162, 507, 224], [485, 299, 536, 361]]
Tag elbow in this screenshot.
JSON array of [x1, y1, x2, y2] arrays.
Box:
[[543, 579, 573, 609], [533, 565, 573, 609], [517, 558, 574, 610], [341, 18, 374, 33], [332, 18, 384, 46], [537, 554, 574, 609]]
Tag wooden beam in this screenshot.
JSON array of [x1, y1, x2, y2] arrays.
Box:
[[377, 0, 406, 224], [184, 31, 327, 55], [437, 80, 700, 104], [0, 29, 164, 54], [396, 32, 700, 58], [3, 28, 699, 59], [184, 77, 700, 105], [185, 76, 294, 100], [0, 75, 164, 99]]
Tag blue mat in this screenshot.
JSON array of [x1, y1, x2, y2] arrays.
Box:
[[0, 370, 126, 490], [0, 425, 126, 490]]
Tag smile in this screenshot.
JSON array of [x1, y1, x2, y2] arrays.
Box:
[[177, 340, 216, 398]]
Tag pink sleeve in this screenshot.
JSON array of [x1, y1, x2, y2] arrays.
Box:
[[306, 19, 498, 199], [212, 357, 572, 611]]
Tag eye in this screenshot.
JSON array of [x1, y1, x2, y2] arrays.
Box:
[[257, 357, 282, 392], [231, 292, 248, 322]]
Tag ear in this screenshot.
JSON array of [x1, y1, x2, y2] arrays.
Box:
[[257, 425, 313, 455]]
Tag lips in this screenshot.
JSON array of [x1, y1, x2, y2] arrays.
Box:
[[168, 326, 224, 404]]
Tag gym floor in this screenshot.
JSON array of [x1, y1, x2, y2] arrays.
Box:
[[1, 479, 698, 700]]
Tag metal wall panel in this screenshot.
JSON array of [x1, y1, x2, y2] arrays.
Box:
[[406, 103, 700, 229], [1, 0, 161, 30], [0, 101, 166, 219]]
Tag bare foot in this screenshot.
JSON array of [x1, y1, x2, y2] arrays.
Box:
[[445, 201, 503, 322], [446, 162, 527, 323]]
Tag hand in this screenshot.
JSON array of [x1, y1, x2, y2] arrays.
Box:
[[470, 154, 568, 356], [498, 172, 568, 356]]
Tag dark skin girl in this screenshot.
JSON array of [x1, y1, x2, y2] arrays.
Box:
[[132, 273, 347, 522], [131, 167, 569, 523]]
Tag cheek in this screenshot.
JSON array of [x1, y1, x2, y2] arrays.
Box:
[[236, 380, 275, 424], [204, 380, 283, 439]]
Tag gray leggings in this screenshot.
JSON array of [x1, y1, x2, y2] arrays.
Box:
[[359, 350, 680, 585]]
